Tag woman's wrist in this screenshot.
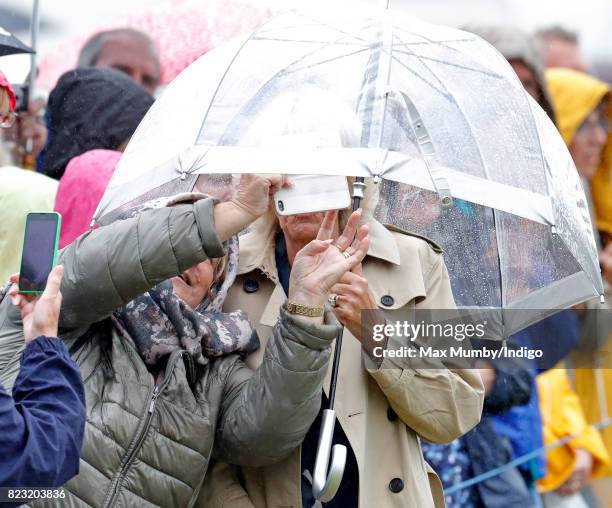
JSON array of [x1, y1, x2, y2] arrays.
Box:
[[287, 288, 326, 325], [288, 287, 327, 308], [213, 200, 259, 241]]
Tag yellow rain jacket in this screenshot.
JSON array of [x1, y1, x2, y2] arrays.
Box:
[[537, 369, 610, 492], [546, 69, 612, 480], [0, 166, 58, 284], [546, 68, 612, 234], [543, 69, 612, 496]]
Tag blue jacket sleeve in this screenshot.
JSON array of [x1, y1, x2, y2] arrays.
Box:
[[471, 338, 532, 415], [0, 336, 86, 490]]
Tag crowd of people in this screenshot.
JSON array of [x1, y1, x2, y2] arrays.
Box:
[[0, 16, 611, 508]]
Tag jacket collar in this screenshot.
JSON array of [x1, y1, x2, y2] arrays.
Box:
[[364, 218, 400, 265]]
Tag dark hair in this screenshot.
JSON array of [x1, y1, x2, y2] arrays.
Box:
[[535, 26, 579, 45], [69, 317, 115, 381]]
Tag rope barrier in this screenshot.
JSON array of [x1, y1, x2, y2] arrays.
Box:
[[445, 417, 612, 494]]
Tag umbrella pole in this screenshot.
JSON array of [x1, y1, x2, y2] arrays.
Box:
[[21, 0, 41, 170], [328, 177, 366, 407], [312, 178, 366, 502]]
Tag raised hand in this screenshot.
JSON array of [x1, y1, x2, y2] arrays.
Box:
[[231, 173, 289, 219], [288, 209, 369, 308], [214, 174, 290, 242]]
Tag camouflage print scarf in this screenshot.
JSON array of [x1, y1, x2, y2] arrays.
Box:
[[114, 202, 259, 367]]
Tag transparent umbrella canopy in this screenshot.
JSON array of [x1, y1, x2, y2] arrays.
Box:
[[95, 5, 603, 335]]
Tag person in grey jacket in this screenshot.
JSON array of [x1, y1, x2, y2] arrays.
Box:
[[0, 173, 370, 507]]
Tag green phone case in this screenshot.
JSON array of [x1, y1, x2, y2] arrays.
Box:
[[19, 211, 62, 294]]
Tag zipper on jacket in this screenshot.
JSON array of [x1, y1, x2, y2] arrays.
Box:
[[102, 350, 184, 508], [148, 386, 160, 413]]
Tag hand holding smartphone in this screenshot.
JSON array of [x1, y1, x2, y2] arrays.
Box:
[[18, 212, 61, 293], [10, 266, 64, 343], [274, 175, 351, 215]]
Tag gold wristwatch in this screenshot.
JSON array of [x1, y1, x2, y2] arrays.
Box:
[[286, 301, 324, 317]]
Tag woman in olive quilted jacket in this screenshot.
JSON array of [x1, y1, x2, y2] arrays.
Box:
[[0, 174, 370, 507]]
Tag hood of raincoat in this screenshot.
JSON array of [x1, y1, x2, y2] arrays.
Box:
[[546, 68, 612, 233], [546, 68, 609, 145], [40, 67, 154, 180], [54, 149, 122, 248], [463, 24, 556, 124]]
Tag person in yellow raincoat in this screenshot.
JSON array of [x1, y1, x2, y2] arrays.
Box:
[[537, 370, 609, 506], [540, 68, 612, 508]]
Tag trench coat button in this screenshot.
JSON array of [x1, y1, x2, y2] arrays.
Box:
[[243, 279, 259, 294], [389, 478, 404, 493], [380, 294, 395, 307], [387, 407, 398, 422]]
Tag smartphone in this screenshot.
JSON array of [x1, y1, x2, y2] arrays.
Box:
[[18, 212, 62, 293], [275, 175, 351, 215]]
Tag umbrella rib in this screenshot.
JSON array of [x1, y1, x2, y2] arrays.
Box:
[[257, 20, 372, 44], [391, 48, 505, 80], [196, 33, 257, 142], [256, 19, 373, 38], [406, 53, 504, 79], [393, 31, 508, 309], [387, 51, 451, 98], [395, 26, 478, 46], [388, 34, 477, 46], [258, 29, 377, 84], [391, 34, 459, 94], [392, 32, 497, 96], [255, 14, 374, 46], [393, 26, 477, 54], [278, 13, 375, 45], [276, 47, 371, 77], [251, 36, 369, 48], [393, 27, 506, 78]]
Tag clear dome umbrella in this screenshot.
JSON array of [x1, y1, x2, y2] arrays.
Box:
[[93, 2, 604, 500], [95, 2, 603, 320]]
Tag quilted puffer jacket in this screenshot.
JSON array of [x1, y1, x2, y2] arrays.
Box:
[[0, 198, 339, 507]]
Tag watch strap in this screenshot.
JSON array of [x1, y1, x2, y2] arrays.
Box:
[[286, 301, 324, 317]]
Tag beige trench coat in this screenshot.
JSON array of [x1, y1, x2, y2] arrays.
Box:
[[199, 217, 484, 508]]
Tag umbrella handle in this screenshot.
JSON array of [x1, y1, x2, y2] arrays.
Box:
[[311, 180, 362, 502], [312, 409, 347, 502]]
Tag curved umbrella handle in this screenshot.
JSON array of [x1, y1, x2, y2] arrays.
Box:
[[312, 409, 347, 502]]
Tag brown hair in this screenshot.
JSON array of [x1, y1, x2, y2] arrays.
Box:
[[206, 255, 228, 302]]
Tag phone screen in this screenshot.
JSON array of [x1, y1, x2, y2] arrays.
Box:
[[19, 213, 61, 293]]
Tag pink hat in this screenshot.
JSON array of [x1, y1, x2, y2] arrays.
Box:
[[54, 149, 122, 248]]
